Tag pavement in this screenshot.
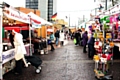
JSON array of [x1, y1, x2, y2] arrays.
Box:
[[3, 40, 120, 80]]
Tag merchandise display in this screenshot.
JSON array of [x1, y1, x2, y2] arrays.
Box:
[[90, 13, 117, 79]]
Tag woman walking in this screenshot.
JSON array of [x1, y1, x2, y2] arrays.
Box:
[[82, 31, 88, 53]]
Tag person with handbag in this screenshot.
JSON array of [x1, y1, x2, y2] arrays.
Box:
[[12, 30, 28, 75]]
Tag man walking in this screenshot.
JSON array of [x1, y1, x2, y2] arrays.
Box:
[[54, 30, 60, 46]]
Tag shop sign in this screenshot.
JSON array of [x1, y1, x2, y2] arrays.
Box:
[[2, 49, 15, 64], [31, 20, 41, 28], [3, 7, 30, 23]]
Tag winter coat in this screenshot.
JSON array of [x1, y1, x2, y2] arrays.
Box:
[[14, 32, 27, 60], [50, 34, 55, 41], [54, 30, 60, 38], [87, 36, 95, 45], [82, 32, 88, 46]]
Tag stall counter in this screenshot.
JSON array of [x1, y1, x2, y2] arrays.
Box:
[[2, 44, 33, 75]]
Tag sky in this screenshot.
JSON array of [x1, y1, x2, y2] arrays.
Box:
[[57, 0, 96, 26], [1, 0, 25, 7], [1, 0, 97, 26]]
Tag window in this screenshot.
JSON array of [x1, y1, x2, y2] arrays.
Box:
[[48, 5, 53, 9], [48, 0, 53, 3], [34, 0, 38, 2], [48, 11, 52, 14], [26, 5, 30, 8], [26, 3, 30, 5], [26, 0, 30, 2], [30, 6, 38, 9], [48, 8, 53, 12]]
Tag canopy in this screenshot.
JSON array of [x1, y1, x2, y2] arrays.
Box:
[[3, 4, 30, 23], [27, 12, 53, 26], [2, 2, 30, 30]]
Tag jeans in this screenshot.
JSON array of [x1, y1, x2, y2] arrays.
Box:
[[55, 37, 59, 46], [88, 44, 95, 58]]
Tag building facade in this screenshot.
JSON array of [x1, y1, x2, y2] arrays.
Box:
[[26, 0, 57, 22]]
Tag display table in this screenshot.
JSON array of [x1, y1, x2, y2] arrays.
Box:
[[2, 44, 33, 75]]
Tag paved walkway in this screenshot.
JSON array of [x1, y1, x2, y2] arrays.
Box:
[[3, 41, 120, 80]]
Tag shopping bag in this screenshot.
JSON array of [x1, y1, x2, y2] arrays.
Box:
[[73, 39, 76, 44]]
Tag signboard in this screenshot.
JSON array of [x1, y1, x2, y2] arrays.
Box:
[[3, 6, 30, 23], [2, 49, 15, 64], [31, 21, 41, 28]]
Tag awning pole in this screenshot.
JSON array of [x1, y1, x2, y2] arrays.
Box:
[[28, 16, 32, 56], [46, 24, 48, 54], [0, 1, 3, 80]]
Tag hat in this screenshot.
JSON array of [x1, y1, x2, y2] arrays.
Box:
[[12, 29, 20, 33]]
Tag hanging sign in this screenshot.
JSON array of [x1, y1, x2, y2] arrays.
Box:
[[2, 49, 15, 64], [3, 3, 30, 23], [31, 21, 41, 28]]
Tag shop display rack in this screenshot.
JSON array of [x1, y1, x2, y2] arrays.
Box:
[[93, 22, 113, 80]]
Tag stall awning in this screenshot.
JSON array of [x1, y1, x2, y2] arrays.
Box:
[[3, 2, 30, 23], [4, 26, 29, 30], [28, 12, 53, 26]]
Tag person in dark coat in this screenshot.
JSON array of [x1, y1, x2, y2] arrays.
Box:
[[74, 30, 81, 45], [9, 30, 15, 48], [87, 33, 95, 58], [54, 30, 60, 46], [82, 31, 88, 53]]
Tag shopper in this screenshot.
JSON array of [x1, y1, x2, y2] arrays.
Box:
[[82, 31, 88, 53], [60, 30, 65, 46], [49, 32, 55, 51], [74, 30, 81, 45], [9, 30, 15, 48], [87, 33, 95, 58], [54, 30, 60, 46], [12, 30, 27, 75]]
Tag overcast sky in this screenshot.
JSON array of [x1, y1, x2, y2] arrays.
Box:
[[2, 0, 97, 25], [1, 0, 25, 7], [57, 0, 96, 25]]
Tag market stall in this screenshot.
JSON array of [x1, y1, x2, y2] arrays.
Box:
[[0, 2, 36, 79], [87, 3, 120, 80], [27, 12, 53, 54]]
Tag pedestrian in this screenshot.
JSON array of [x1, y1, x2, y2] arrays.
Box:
[[9, 30, 15, 48], [87, 33, 95, 58], [60, 30, 64, 46], [12, 30, 27, 75], [82, 31, 88, 53], [74, 30, 81, 45], [54, 29, 60, 46], [49, 32, 55, 51]]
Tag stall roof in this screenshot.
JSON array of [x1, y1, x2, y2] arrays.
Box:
[[3, 5, 30, 24], [27, 12, 53, 25]]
